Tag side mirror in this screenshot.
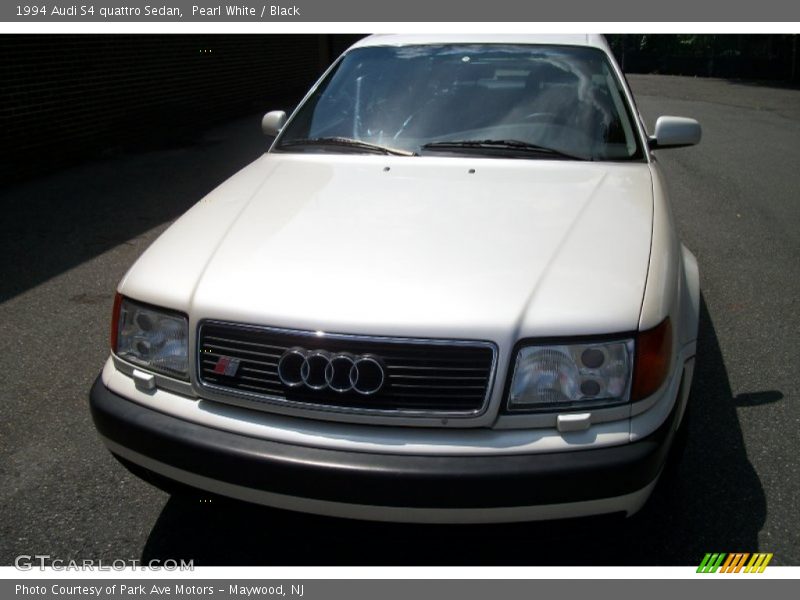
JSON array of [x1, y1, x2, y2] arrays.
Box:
[[262, 110, 287, 137], [649, 116, 701, 149]]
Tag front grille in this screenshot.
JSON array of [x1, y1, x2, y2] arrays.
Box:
[[197, 321, 496, 415]]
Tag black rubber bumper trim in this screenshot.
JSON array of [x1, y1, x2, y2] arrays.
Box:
[[90, 374, 678, 509]]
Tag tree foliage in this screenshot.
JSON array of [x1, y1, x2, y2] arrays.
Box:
[[606, 34, 798, 81]]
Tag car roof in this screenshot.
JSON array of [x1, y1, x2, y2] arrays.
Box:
[[349, 34, 611, 53]]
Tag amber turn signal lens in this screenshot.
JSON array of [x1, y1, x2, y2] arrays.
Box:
[[110, 293, 123, 351], [631, 318, 672, 401]]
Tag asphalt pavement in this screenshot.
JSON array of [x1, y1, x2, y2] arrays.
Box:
[[1, 74, 798, 566]]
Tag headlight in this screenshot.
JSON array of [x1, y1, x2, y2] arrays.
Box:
[[507, 339, 634, 411], [113, 295, 189, 379]]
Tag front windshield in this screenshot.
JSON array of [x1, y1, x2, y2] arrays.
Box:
[[275, 44, 644, 161]]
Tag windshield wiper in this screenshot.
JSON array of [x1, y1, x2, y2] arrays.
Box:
[[279, 137, 416, 157], [421, 139, 590, 161]]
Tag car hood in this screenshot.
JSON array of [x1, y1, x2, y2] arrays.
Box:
[[121, 153, 654, 342]]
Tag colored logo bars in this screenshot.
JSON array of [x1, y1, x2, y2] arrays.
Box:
[[697, 553, 773, 573]]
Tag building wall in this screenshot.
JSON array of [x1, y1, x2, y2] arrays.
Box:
[[0, 34, 365, 185]]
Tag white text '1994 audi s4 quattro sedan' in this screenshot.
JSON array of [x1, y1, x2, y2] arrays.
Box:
[[90, 34, 701, 523]]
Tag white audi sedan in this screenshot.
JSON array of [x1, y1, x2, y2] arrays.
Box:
[[90, 34, 701, 523]]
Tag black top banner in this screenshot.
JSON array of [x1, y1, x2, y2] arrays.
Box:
[[3, 0, 800, 22]]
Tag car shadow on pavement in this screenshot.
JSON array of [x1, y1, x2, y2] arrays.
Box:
[[0, 110, 287, 304], [141, 296, 768, 566]]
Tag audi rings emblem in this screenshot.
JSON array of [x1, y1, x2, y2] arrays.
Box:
[[277, 348, 386, 395]]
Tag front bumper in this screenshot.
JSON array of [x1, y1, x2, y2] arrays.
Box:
[[89, 374, 679, 523]]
